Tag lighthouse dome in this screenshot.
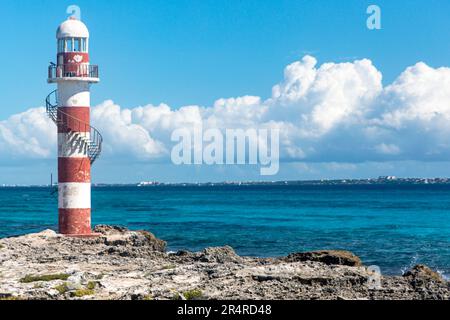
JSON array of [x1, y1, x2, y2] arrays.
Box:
[[57, 18, 89, 38]]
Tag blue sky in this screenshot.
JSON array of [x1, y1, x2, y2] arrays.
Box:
[[1, 0, 450, 117], [1, 0, 450, 184]]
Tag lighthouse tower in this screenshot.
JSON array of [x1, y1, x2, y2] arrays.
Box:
[[47, 17, 102, 236]]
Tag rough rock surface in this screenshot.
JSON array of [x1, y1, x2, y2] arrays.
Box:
[[285, 250, 362, 267], [0, 226, 448, 300]]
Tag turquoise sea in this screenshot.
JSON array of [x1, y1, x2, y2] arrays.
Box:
[[0, 184, 449, 278]]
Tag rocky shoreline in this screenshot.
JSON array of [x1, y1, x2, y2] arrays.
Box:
[[0, 225, 448, 300]]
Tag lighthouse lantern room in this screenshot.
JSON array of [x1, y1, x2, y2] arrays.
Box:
[[47, 16, 102, 236]]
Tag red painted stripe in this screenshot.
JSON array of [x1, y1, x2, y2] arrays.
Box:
[[58, 52, 90, 64], [57, 107, 90, 133], [58, 157, 91, 183], [59, 208, 91, 235]]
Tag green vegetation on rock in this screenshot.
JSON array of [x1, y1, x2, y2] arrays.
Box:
[[0, 296, 22, 300], [20, 273, 70, 283], [182, 289, 203, 300], [72, 288, 95, 297], [86, 281, 97, 290], [54, 283, 69, 295], [161, 264, 176, 270]]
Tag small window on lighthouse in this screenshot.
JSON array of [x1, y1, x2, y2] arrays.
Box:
[[81, 38, 87, 52], [74, 38, 81, 52], [66, 38, 73, 52]]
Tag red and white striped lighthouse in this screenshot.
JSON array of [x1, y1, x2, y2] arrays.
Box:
[[47, 17, 102, 236]]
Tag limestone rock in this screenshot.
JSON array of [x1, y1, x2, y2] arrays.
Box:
[[196, 246, 242, 263], [284, 250, 363, 266], [404, 265, 446, 283], [93, 225, 166, 252], [136, 230, 167, 252], [0, 227, 448, 300], [94, 225, 129, 235]]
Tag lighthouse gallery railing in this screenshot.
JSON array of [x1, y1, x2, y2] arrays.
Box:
[[46, 90, 103, 164], [48, 64, 99, 79]]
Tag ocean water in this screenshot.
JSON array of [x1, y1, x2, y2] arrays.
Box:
[[0, 184, 449, 278]]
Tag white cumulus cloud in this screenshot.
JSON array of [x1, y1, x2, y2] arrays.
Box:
[[0, 107, 55, 159], [1, 55, 450, 166]]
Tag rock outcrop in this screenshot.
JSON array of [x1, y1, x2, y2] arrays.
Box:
[[196, 246, 243, 264], [285, 250, 363, 267], [0, 226, 448, 300]]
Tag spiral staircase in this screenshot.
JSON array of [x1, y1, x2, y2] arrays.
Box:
[[46, 90, 103, 164]]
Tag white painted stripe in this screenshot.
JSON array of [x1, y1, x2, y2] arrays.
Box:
[[58, 82, 90, 107], [58, 132, 90, 157], [58, 182, 91, 209]]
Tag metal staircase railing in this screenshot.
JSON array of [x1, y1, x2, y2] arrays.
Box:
[[46, 90, 103, 164]]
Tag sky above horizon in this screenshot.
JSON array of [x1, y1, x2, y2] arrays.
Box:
[[1, 0, 450, 184]]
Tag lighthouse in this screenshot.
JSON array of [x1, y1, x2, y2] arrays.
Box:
[[47, 17, 102, 236]]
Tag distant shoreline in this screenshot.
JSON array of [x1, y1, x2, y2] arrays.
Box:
[[2, 177, 450, 188]]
